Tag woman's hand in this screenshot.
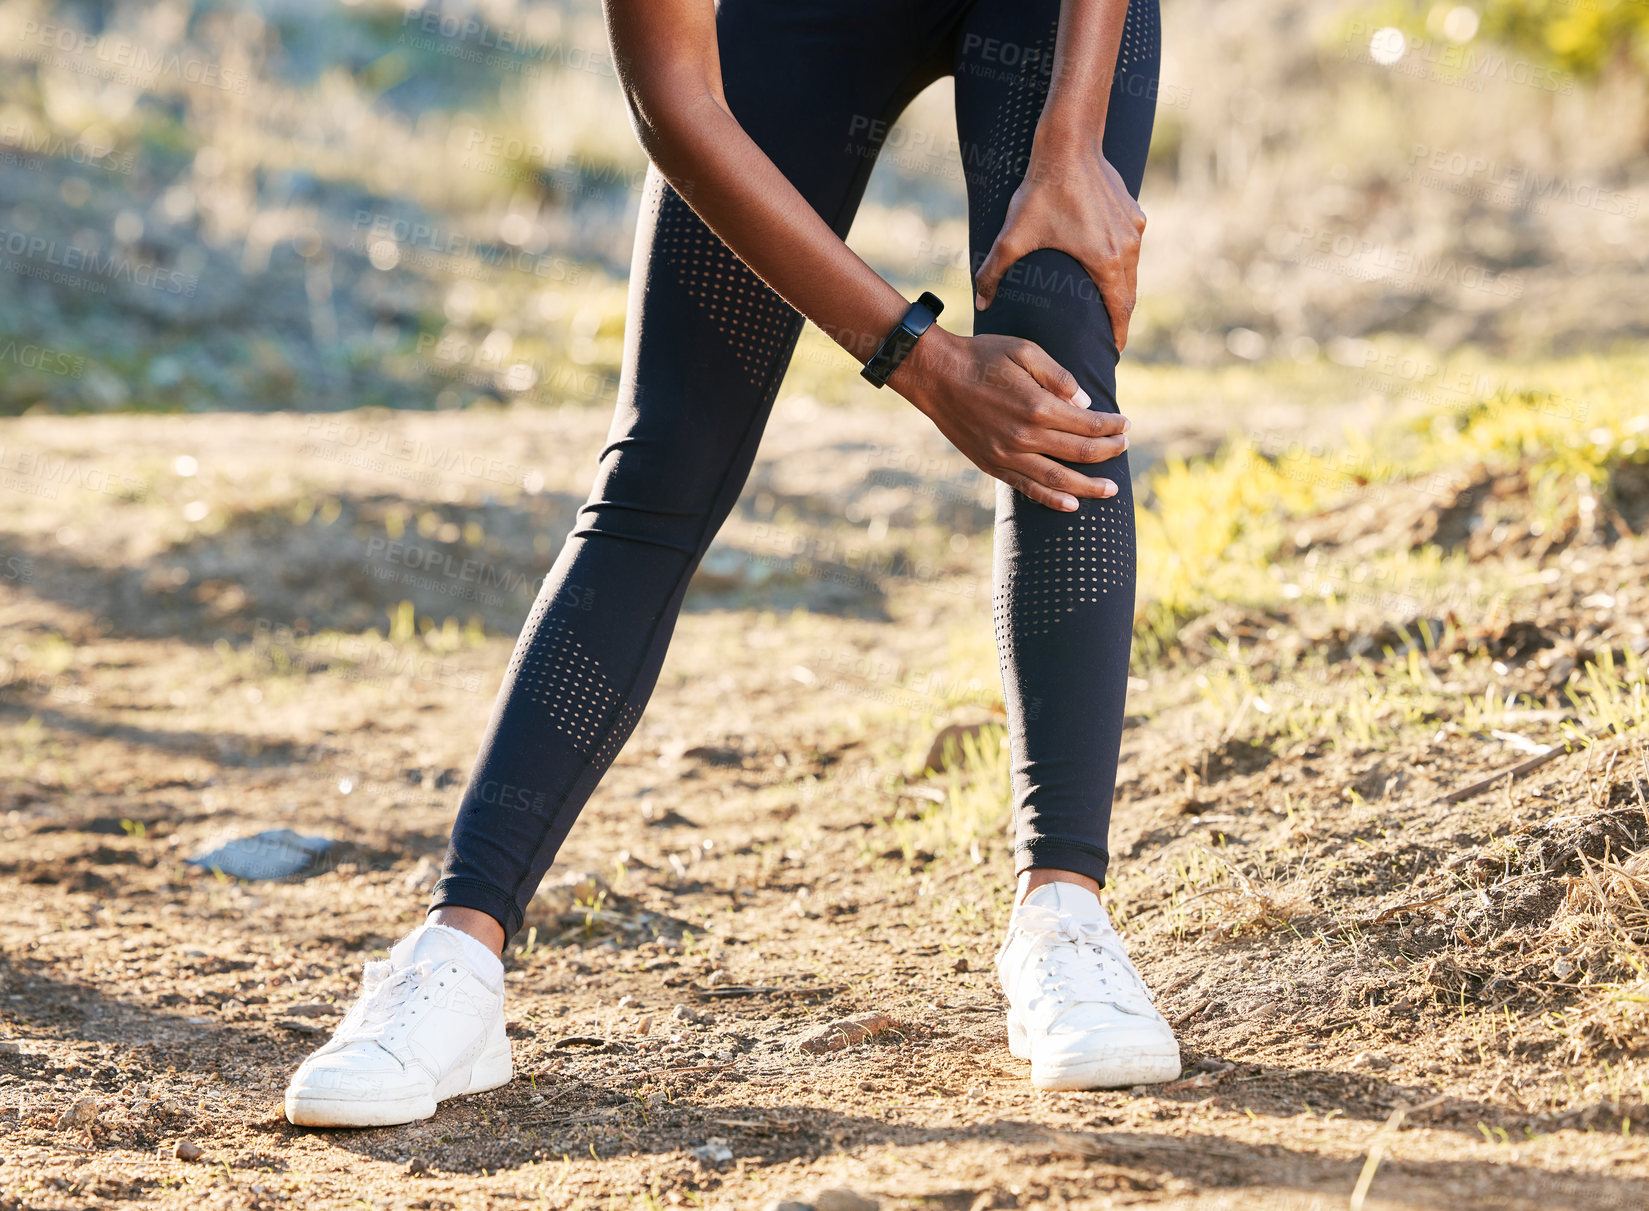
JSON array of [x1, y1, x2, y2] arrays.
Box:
[[887, 325, 1129, 513], [972, 129, 1146, 353]]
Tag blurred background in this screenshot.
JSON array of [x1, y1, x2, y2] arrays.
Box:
[[0, 0, 1642, 420]]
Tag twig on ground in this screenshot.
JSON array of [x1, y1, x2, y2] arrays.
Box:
[[691, 984, 842, 999], [1170, 998, 1213, 1028], [1432, 742, 1576, 807], [643, 1061, 737, 1077], [1349, 1094, 1448, 1211]]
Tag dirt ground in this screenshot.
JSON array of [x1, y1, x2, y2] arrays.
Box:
[[3, 398, 1649, 1210]]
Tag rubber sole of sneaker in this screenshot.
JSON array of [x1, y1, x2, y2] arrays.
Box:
[[1030, 1049, 1184, 1090], [1007, 1014, 1183, 1090], [285, 1040, 514, 1128]]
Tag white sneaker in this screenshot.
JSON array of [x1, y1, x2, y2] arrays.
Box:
[[996, 882, 1182, 1090], [284, 924, 513, 1127]]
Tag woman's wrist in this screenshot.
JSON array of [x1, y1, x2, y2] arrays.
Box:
[[1032, 100, 1106, 162], [885, 321, 955, 409]]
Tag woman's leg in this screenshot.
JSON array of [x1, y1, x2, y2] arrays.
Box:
[[430, 0, 960, 948], [955, 0, 1178, 1091], [288, 0, 968, 1129], [953, 0, 1161, 897]]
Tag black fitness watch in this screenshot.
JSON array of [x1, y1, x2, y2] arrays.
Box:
[[860, 291, 944, 388]]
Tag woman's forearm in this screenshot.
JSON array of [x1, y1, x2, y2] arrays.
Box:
[[1037, 0, 1132, 148], [650, 91, 912, 360], [604, 0, 911, 367]]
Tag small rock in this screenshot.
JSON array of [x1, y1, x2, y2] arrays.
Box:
[[766, 1202, 815, 1211], [1350, 1051, 1392, 1070], [671, 1004, 703, 1024], [919, 720, 999, 773], [813, 1189, 879, 1211], [535, 869, 611, 914], [635, 1015, 653, 1035], [1554, 958, 1576, 979], [951, 957, 969, 973], [0, 1041, 20, 1057], [706, 969, 727, 988], [616, 995, 636, 1009], [970, 1191, 1017, 1210], [690, 545, 759, 593], [282, 1003, 334, 1018], [174, 1139, 203, 1162], [57, 1096, 99, 1131], [186, 829, 333, 880], [406, 1157, 428, 1175], [690, 1138, 733, 1165], [796, 1012, 896, 1055]]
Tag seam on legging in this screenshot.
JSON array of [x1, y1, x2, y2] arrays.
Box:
[[1014, 836, 1109, 860], [577, 497, 703, 519], [567, 525, 701, 555]]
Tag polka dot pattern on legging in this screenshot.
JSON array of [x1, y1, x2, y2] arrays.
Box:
[[994, 503, 1136, 642], [653, 186, 797, 391]]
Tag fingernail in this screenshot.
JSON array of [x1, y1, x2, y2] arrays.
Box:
[[1072, 387, 1092, 410], [1062, 495, 1079, 511], [1121, 415, 1131, 432], [1102, 480, 1117, 496], [974, 292, 987, 311]]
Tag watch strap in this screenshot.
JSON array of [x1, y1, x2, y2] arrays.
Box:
[[860, 291, 944, 388]]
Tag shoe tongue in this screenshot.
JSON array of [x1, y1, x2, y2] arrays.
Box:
[[1021, 881, 1103, 922], [389, 924, 467, 969]]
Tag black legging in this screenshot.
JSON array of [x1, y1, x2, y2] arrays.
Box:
[[433, 0, 1161, 942]]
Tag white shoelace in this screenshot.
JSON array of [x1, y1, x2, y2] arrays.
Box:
[[1010, 904, 1157, 1016], [337, 958, 439, 1044]]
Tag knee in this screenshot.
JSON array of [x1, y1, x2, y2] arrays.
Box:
[[975, 248, 1119, 406]]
